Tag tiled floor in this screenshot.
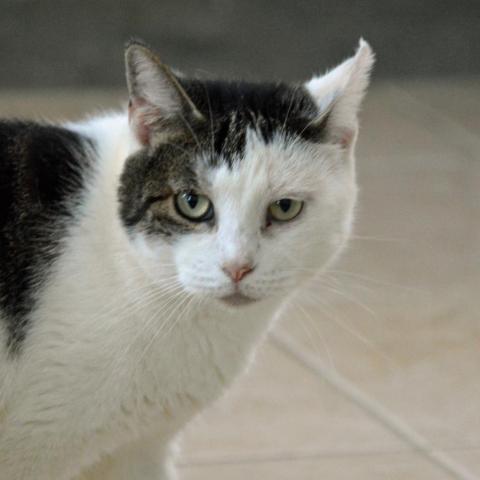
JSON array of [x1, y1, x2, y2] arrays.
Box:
[[1, 79, 479, 479]]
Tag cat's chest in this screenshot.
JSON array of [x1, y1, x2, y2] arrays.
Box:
[[105, 308, 265, 435], [130, 309, 259, 400]]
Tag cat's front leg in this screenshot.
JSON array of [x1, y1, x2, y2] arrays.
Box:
[[76, 436, 177, 480]]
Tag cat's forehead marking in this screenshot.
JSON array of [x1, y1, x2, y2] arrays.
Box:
[[180, 79, 325, 167]]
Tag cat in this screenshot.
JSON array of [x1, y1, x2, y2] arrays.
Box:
[[0, 39, 374, 480]]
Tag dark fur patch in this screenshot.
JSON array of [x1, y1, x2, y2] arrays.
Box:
[[0, 121, 94, 351], [185, 79, 326, 163], [119, 78, 327, 233], [118, 143, 205, 239]]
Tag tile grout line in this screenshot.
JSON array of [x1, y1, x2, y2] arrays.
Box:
[[178, 445, 480, 469], [271, 331, 479, 480]]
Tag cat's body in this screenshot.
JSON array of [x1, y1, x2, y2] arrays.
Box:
[[0, 41, 373, 479]]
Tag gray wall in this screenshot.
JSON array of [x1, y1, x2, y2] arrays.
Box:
[[1, 0, 479, 88]]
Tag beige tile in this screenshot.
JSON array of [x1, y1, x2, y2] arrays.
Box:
[[454, 449, 480, 474], [180, 341, 403, 464], [179, 453, 452, 480], [278, 81, 480, 453], [396, 78, 480, 135]]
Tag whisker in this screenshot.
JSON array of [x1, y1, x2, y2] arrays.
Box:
[[178, 111, 202, 152], [291, 299, 337, 373], [201, 80, 216, 161], [349, 234, 409, 243], [328, 269, 425, 294], [316, 278, 378, 319], [299, 290, 397, 368], [135, 291, 193, 367], [121, 284, 187, 356], [281, 84, 300, 135]]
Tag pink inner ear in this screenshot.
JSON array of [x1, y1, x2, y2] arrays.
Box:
[[128, 97, 153, 146]]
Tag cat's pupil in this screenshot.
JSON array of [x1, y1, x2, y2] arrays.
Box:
[[186, 194, 198, 209], [278, 199, 292, 212]]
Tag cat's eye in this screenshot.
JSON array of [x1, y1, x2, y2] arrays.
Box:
[[174, 192, 214, 222], [268, 198, 304, 222]]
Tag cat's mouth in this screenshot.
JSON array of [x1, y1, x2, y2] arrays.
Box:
[[219, 292, 258, 307]]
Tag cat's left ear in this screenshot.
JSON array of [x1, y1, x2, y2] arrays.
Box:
[[125, 41, 204, 145], [305, 39, 374, 150]]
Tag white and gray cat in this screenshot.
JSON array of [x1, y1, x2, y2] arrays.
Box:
[[0, 39, 373, 479]]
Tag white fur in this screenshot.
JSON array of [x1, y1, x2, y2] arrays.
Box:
[[306, 39, 374, 148], [0, 42, 372, 480]]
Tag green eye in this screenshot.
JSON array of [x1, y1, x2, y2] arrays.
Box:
[[174, 192, 214, 222], [268, 198, 304, 222]]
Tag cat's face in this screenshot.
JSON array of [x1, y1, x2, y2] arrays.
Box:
[[119, 41, 373, 307], [173, 133, 355, 306]]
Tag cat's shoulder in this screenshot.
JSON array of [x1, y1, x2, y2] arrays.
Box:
[[0, 120, 95, 212], [0, 119, 96, 350]]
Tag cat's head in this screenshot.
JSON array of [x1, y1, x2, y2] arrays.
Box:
[[118, 40, 374, 308]]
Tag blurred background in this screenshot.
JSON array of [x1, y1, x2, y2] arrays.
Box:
[[0, 0, 479, 87], [1, 1, 479, 479]]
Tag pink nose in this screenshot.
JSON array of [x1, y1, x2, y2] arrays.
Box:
[[222, 263, 254, 283]]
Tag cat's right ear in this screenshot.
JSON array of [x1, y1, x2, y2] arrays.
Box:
[[125, 41, 204, 145], [305, 39, 374, 151]]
